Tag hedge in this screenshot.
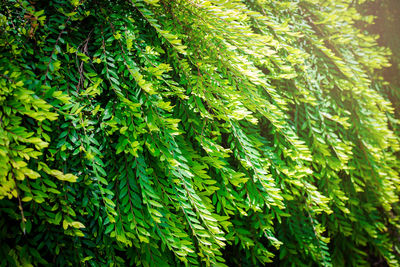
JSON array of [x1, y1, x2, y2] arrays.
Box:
[[1, 0, 399, 266]]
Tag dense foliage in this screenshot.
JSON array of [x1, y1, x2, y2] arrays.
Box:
[[1, 0, 400, 266]]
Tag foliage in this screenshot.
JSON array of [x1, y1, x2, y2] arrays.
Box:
[[1, 0, 399, 266], [358, 0, 400, 126]]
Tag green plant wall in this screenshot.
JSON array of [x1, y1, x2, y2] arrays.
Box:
[[0, 0, 399, 266]]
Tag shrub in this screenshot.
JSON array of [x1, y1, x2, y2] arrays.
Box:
[[1, 0, 399, 266]]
